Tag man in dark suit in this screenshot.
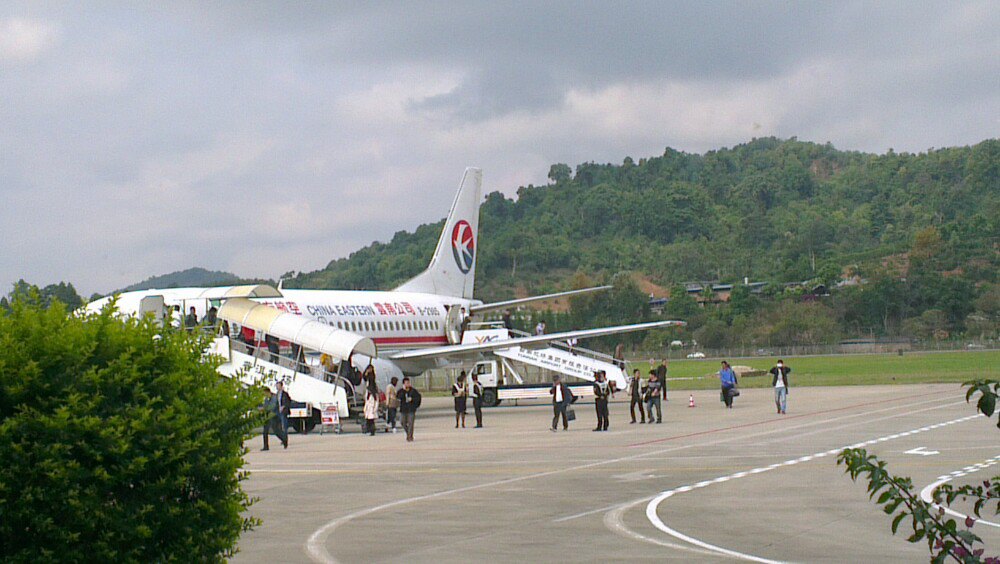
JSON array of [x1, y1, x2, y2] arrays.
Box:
[[471, 374, 485, 428], [262, 384, 290, 450], [549, 375, 573, 431], [265, 334, 280, 363], [398, 377, 423, 442], [275, 381, 291, 448], [655, 359, 668, 401], [592, 371, 613, 431]]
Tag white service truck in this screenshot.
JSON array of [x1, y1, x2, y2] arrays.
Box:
[[469, 358, 605, 407], [462, 325, 628, 406]]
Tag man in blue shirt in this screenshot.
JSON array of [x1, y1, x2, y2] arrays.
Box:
[[719, 361, 738, 409]]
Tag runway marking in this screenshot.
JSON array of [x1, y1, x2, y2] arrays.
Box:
[[602, 496, 720, 557], [628, 389, 947, 447], [550, 397, 963, 527], [554, 502, 634, 523], [919, 454, 1000, 529], [565, 397, 958, 525], [306, 393, 962, 563], [644, 413, 983, 562]]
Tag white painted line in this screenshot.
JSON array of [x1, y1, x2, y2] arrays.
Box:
[[645, 495, 784, 564], [603, 497, 721, 557], [644, 413, 983, 562], [919, 455, 1000, 529], [307, 395, 965, 562], [554, 502, 629, 523]]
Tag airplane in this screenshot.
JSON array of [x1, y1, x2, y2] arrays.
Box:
[[85, 168, 683, 407]]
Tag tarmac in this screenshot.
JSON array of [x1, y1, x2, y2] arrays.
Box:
[[232, 384, 999, 563]]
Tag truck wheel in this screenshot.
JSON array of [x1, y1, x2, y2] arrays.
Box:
[[483, 388, 499, 407], [304, 409, 319, 434]]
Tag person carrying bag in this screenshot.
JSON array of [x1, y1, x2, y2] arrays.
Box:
[[719, 361, 738, 409]]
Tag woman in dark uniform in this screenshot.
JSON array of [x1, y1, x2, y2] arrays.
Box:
[[452, 371, 469, 428]]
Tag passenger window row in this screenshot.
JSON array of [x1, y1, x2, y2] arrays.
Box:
[[334, 319, 441, 333]]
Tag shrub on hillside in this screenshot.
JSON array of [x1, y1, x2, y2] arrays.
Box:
[[0, 297, 262, 562]]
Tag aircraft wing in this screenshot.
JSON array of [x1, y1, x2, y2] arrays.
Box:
[[386, 320, 685, 361], [469, 285, 612, 315]]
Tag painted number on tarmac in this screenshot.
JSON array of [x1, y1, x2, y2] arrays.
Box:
[[613, 469, 658, 482]]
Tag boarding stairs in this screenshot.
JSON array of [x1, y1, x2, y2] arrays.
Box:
[[462, 328, 628, 389], [212, 297, 386, 433], [219, 341, 386, 431], [210, 337, 352, 422]]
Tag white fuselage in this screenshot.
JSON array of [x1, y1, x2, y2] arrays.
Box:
[[86, 286, 481, 375]]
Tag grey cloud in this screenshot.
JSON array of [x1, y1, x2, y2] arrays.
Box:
[[0, 2, 997, 295], [191, 2, 984, 119]]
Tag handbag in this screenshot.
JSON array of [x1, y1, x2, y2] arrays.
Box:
[[566, 407, 576, 421], [729, 388, 741, 398]]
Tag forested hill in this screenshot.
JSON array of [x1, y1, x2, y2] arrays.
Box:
[[287, 138, 999, 301], [119, 268, 241, 293]]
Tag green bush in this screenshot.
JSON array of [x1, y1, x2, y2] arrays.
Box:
[[0, 297, 262, 562]]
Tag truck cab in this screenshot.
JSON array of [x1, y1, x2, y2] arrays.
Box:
[[471, 360, 503, 406], [470, 358, 597, 407]]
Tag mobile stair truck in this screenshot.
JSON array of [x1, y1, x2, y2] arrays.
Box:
[[210, 297, 378, 434], [463, 324, 629, 407]]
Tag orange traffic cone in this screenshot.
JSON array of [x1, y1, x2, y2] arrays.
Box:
[[688, 394, 696, 408]]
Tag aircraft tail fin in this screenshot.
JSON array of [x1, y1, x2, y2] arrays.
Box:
[[395, 167, 482, 299]]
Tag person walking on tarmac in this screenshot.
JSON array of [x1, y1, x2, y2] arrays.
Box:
[[719, 361, 738, 409], [260, 389, 287, 451], [363, 379, 379, 436], [549, 375, 574, 432], [769, 360, 791, 414], [644, 371, 663, 424], [398, 377, 422, 442], [471, 373, 485, 428], [452, 371, 469, 428], [593, 371, 613, 431], [656, 359, 668, 401], [385, 376, 399, 432], [628, 368, 646, 424], [275, 381, 292, 440], [264, 383, 291, 450]]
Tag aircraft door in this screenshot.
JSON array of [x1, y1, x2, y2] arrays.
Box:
[[139, 295, 165, 326], [445, 305, 463, 344]]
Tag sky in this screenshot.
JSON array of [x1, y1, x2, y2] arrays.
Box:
[[2, 1, 998, 296]]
